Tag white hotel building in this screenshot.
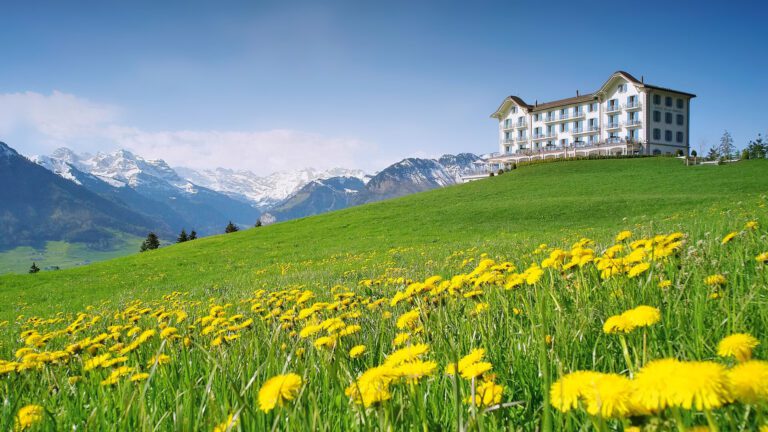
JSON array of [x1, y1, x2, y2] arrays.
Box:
[[486, 71, 695, 168]]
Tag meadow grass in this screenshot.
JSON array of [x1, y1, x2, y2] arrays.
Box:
[[1, 158, 767, 430]]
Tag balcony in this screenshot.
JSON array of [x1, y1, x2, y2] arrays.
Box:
[[532, 133, 547, 141], [502, 138, 515, 145], [571, 112, 586, 120], [502, 123, 515, 131], [572, 127, 590, 135], [587, 125, 600, 132], [625, 119, 642, 128], [625, 101, 642, 111], [515, 121, 528, 128], [605, 122, 622, 130], [605, 104, 621, 113]]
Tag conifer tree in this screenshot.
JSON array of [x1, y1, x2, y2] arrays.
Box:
[[140, 232, 160, 252], [718, 130, 735, 160], [255, 219, 262, 228], [189, 230, 197, 240], [225, 221, 239, 233], [29, 262, 40, 274], [177, 229, 189, 243]]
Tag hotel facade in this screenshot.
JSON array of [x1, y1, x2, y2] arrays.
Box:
[[486, 71, 695, 168]]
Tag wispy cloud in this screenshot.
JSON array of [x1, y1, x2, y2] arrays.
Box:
[[0, 91, 381, 174]]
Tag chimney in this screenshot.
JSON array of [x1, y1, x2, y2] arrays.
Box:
[[641, 75, 644, 83], [576, 90, 580, 97], [535, 100, 538, 106]]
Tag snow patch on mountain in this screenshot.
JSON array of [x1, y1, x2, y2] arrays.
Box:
[[175, 166, 369, 209]]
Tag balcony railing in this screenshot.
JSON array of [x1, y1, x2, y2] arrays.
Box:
[[571, 112, 586, 120], [587, 125, 600, 132], [605, 122, 622, 130], [502, 123, 514, 130], [625, 119, 642, 128], [605, 105, 621, 113], [502, 138, 515, 145], [516, 121, 528, 128], [625, 101, 642, 110]]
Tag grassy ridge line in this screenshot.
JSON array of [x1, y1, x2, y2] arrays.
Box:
[[0, 158, 766, 321]]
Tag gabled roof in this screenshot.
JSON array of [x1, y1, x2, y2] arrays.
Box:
[[491, 70, 695, 118]]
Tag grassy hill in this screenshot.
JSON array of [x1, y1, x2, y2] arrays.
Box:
[[2, 158, 765, 320], [1, 157, 768, 430]]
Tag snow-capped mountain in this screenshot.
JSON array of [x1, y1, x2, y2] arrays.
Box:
[[174, 166, 369, 209], [262, 154, 482, 223], [32, 148, 261, 236]]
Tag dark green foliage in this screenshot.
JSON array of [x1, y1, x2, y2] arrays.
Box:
[[188, 230, 197, 240], [28, 262, 40, 274], [255, 220, 262, 228], [139, 232, 160, 252], [706, 147, 721, 161], [224, 222, 239, 233], [745, 134, 767, 159], [718, 130, 735, 160], [177, 229, 189, 243]]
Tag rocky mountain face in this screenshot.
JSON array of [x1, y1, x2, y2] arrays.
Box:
[[262, 154, 481, 223], [32, 148, 260, 236], [174, 166, 369, 210], [0, 142, 157, 249]]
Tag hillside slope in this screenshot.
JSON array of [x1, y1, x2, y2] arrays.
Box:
[[1, 157, 766, 319]]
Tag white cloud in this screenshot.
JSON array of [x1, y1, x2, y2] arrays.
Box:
[[0, 91, 381, 175]]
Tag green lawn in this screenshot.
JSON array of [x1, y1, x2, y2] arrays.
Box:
[[1, 158, 766, 322]]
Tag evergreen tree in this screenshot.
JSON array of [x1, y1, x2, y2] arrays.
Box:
[[706, 146, 720, 161], [189, 230, 197, 240], [140, 232, 160, 252], [745, 134, 767, 159], [177, 229, 189, 243], [718, 130, 735, 160], [255, 219, 262, 228], [29, 262, 40, 274], [225, 221, 239, 233]]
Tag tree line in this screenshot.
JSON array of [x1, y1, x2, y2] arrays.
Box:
[[698, 131, 766, 161], [139, 218, 264, 252]]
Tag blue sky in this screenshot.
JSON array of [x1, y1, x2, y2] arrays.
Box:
[[0, 0, 766, 174]]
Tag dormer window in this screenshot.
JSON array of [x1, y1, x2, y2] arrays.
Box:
[[618, 83, 628, 93], [511, 106, 517, 114]]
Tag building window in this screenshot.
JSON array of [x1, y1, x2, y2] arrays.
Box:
[[653, 110, 661, 122], [618, 83, 627, 93], [653, 128, 661, 140], [653, 94, 661, 105], [676, 98, 684, 109], [533, 113, 540, 122], [665, 96, 672, 107], [665, 130, 672, 142], [629, 129, 639, 140], [653, 149, 662, 155], [505, 146, 510, 153], [665, 113, 672, 124], [505, 131, 511, 139], [560, 123, 568, 132], [676, 132, 684, 143], [589, 102, 598, 112], [676, 114, 684, 125], [511, 106, 517, 114]]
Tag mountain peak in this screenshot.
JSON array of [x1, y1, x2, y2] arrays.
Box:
[[0, 141, 19, 159]]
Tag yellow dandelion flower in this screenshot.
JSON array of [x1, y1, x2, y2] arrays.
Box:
[[460, 361, 493, 380], [147, 354, 172, 367], [745, 220, 759, 230], [384, 343, 429, 367], [603, 315, 635, 334], [623, 305, 661, 328], [721, 231, 739, 245], [471, 302, 490, 316], [130, 373, 150, 382], [258, 373, 302, 413], [671, 361, 731, 410], [756, 252, 768, 264], [392, 332, 410, 347], [349, 345, 366, 358], [658, 280, 672, 289], [704, 274, 727, 286], [627, 262, 650, 278], [550, 371, 603, 413], [727, 360, 768, 404], [717, 333, 759, 362], [396, 309, 421, 330], [391, 360, 437, 382], [466, 380, 504, 407], [581, 373, 633, 418], [345, 365, 394, 407], [160, 327, 178, 339], [15, 404, 44, 430], [213, 414, 238, 432], [615, 230, 632, 242]]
